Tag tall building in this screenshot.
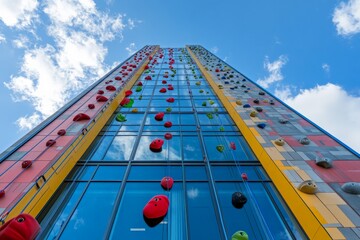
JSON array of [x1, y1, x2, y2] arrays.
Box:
[[0, 46, 359, 240]]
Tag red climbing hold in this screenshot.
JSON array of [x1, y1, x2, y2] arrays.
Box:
[[168, 85, 174, 91], [97, 90, 104, 94], [88, 104, 95, 109], [162, 80, 167, 84], [149, 56, 153, 60], [96, 95, 108, 102], [241, 173, 248, 181], [137, 82, 143, 86], [230, 142, 236, 150], [215, 69, 220, 72], [125, 90, 133, 97], [155, 112, 165, 121], [164, 133, 172, 140], [0, 213, 41, 240], [166, 97, 174, 103], [144, 65, 149, 70], [22, 160, 32, 169], [106, 85, 116, 91], [160, 88, 167, 93], [145, 76, 152, 80], [46, 139, 56, 147], [150, 139, 164, 152], [143, 195, 169, 219], [161, 177, 174, 190], [57, 129, 66, 136], [73, 113, 90, 121], [164, 121, 172, 128], [120, 98, 130, 106], [115, 76, 122, 81], [0, 190, 5, 198]]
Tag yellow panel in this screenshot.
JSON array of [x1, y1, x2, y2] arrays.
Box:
[[186, 46, 331, 240], [264, 147, 285, 160], [327, 205, 355, 227], [296, 169, 312, 181], [325, 228, 346, 240], [317, 193, 346, 205]]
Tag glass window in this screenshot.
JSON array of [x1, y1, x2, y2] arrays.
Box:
[[93, 166, 126, 180], [134, 136, 181, 161], [182, 136, 202, 161], [103, 136, 136, 161], [89, 136, 113, 160], [211, 166, 260, 181], [185, 166, 207, 180], [186, 182, 221, 239], [60, 182, 121, 239], [128, 165, 183, 180]]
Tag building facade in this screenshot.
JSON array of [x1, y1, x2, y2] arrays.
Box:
[[0, 46, 359, 239]]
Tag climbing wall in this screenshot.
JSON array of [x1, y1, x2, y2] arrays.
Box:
[[188, 45, 360, 240], [0, 45, 158, 223]]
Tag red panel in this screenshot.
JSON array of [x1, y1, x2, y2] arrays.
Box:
[[282, 136, 303, 147], [17, 136, 46, 152], [16, 161, 49, 183], [21, 151, 42, 161], [36, 148, 62, 161], [307, 135, 339, 147], [0, 161, 16, 175], [298, 119, 312, 127], [307, 160, 360, 183]]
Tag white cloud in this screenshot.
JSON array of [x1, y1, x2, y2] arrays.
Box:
[[12, 35, 29, 48], [279, 83, 360, 153], [5, 0, 132, 130], [125, 42, 137, 56], [0, 33, 5, 43], [210, 46, 219, 54], [0, 0, 39, 28], [322, 63, 330, 73], [333, 0, 360, 36], [257, 55, 288, 89]]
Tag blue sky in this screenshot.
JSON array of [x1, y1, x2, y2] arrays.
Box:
[[0, 0, 359, 153]]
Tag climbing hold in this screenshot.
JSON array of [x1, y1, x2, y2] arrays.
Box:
[[161, 177, 174, 190], [149, 139, 164, 152], [131, 108, 138, 113], [0, 213, 41, 240], [216, 145, 224, 153], [106, 85, 116, 91], [250, 111, 258, 117], [162, 80, 167, 84], [255, 107, 263, 112], [206, 113, 213, 119], [155, 112, 164, 121], [137, 82, 143, 86], [202, 101, 207, 107], [125, 90, 133, 96], [0, 190, 5, 198], [270, 100, 275, 105], [116, 113, 127, 122], [219, 126, 225, 131], [97, 90, 104, 94], [143, 195, 169, 227], [232, 192, 247, 209], [195, 81, 201, 86], [164, 121, 172, 128], [236, 100, 242, 106], [241, 173, 248, 181], [279, 119, 289, 124], [22, 160, 32, 169], [243, 104, 251, 108], [145, 76, 152, 80], [231, 231, 249, 240], [259, 91, 265, 96], [218, 85, 224, 89], [168, 85, 174, 90], [257, 123, 266, 129], [121, 99, 134, 108], [253, 99, 260, 104], [299, 137, 311, 145], [144, 65, 149, 70], [57, 129, 66, 136], [164, 133, 172, 140], [120, 98, 130, 106], [115, 76, 122, 81], [138, 95, 143, 100], [263, 99, 269, 103], [73, 113, 90, 121], [166, 107, 172, 112], [136, 86, 142, 92], [315, 158, 333, 169], [341, 182, 360, 194], [166, 97, 174, 103], [46, 139, 56, 147], [274, 138, 285, 146], [88, 104, 95, 109], [209, 100, 215, 105], [298, 180, 317, 194], [230, 142, 236, 150], [160, 88, 167, 93], [96, 95, 108, 102], [199, 89, 204, 93]]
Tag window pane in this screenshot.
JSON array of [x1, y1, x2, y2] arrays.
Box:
[[93, 166, 126, 180], [183, 136, 202, 161], [128, 166, 183, 180], [103, 136, 136, 161]]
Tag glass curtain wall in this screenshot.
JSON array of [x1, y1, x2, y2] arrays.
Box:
[[37, 48, 305, 240]]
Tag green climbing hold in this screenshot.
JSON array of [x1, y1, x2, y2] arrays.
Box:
[[209, 100, 215, 105], [136, 86, 142, 92], [195, 81, 201, 86], [166, 107, 172, 112], [202, 101, 207, 107], [216, 145, 224, 153], [138, 95, 143, 100], [219, 126, 225, 131], [199, 89, 204, 93], [124, 99, 134, 108], [116, 113, 127, 122], [231, 231, 248, 240], [206, 113, 213, 119]]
